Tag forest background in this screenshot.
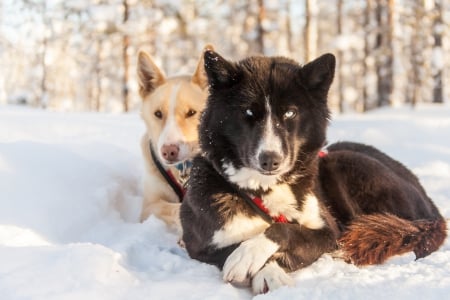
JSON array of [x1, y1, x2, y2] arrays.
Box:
[[0, 0, 448, 113]]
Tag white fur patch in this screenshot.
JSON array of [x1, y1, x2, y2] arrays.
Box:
[[158, 84, 181, 146], [156, 84, 191, 162], [223, 233, 279, 285], [256, 97, 283, 156], [262, 184, 299, 221], [222, 161, 279, 191], [298, 193, 325, 229], [252, 261, 294, 294], [212, 214, 269, 248], [258, 186, 325, 229]]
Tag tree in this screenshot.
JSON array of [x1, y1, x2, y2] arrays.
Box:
[[362, 0, 373, 112], [0, 1, 5, 104], [256, 0, 265, 54], [374, 0, 394, 107], [431, 0, 444, 103], [336, 0, 344, 113], [122, 0, 130, 112], [409, 0, 433, 107], [304, 0, 318, 62], [242, 0, 266, 55], [39, 0, 49, 109]]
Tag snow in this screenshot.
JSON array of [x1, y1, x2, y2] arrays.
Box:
[[0, 104, 449, 299]]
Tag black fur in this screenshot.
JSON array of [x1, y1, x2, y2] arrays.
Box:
[[180, 51, 447, 292]]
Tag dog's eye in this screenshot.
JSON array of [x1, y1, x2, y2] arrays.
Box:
[[245, 109, 254, 117], [186, 109, 197, 118], [154, 110, 163, 119], [284, 109, 297, 119]]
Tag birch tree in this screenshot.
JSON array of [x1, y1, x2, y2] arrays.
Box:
[[375, 0, 394, 107], [431, 0, 444, 103], [336, 0, 344, 113], [122, 0, 130, 112], [304, 0, 318, 62]]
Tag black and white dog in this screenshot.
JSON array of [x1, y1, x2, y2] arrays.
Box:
[[180, 50, 447, 294]]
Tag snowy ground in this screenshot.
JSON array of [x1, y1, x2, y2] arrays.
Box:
[[0, 104, 449, 300]]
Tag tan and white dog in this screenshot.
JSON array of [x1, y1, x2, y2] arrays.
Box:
[[137, 45, 212, 231]]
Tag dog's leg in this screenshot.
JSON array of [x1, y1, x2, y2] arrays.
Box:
[[223, 223, 336, 288], [223, 233, 279, 285], [141, 200, 182, 233], [264, 223, 337, 271]]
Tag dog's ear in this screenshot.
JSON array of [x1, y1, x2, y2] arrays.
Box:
[[137, 50, 166, 98], [191, 44, 214, 90], [300, 53, 335, 96], [204, 50, 241, 89]]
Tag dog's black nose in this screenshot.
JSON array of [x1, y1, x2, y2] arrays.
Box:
[[258, 151, 282, 172]]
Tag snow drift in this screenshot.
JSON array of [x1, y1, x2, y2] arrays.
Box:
[[0, 104, 449, 299]]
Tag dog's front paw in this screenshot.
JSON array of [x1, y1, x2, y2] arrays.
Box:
[[223, 234, 279, 286], [252, 261, 294, 294]]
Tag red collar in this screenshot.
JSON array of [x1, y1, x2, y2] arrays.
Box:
[[251, 197, 288, 223], [318, 149, 328, 158], [166, 169, 187, 197]]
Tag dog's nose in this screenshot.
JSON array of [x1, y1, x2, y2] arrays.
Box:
[[161, 144, 180, 163], [258, 151, 282, 172]]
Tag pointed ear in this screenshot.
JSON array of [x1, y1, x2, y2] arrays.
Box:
[[191, 44, 214, 90], [300, 53, 335, 94], [204, 49, 241, 89], [137, 50, 166, 98]]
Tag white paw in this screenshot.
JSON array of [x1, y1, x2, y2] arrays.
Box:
[[223, 234, 279, 286], [252, 261, 295, 294]]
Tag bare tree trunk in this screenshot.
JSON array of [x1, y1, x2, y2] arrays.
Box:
[[386, 0, 394, 105], [122, 0, 130, 112], [432, 0, 443, 103], [336, 0, 344, 113], [0, 1, 3, 104], [94, 38, 103, 112], [410, 1, 426, 107], [40, 0, 48, 109], [375, 0, 394, 107], [362, 0, 372, 112], [285, 0, 293, 54], [40, 35, 48, 109], [304, 0, 318, 62], [256, 0, 265, 54]]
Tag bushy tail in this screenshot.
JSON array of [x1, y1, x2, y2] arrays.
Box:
[[338, 213, 447, 266]]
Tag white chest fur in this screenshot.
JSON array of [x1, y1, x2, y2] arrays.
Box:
[[212, 213, 270, 248], [211, 185, 325, 249], [261, 184, 325, 229]]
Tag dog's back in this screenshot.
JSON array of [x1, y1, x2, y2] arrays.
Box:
[[319, 141, 446, 265]]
